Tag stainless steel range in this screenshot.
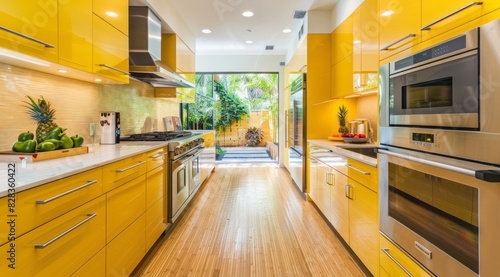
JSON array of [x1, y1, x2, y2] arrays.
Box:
[[378, 19, 500, 277], [122, 131, 204, 223]]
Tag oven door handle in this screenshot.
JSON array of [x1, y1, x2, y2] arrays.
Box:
[[378, 149, 500, 182]]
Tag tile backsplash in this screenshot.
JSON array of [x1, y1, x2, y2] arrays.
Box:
[[0, 63, 180, 150]]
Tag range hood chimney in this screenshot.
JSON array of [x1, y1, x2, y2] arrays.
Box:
[[128, 6, 194, 88]]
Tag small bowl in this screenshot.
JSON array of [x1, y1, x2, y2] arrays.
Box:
[[343, 137, 369, 144]]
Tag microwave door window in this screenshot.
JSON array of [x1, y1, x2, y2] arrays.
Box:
[[403, 77, 453, 109]]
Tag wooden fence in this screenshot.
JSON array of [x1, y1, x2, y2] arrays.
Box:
[[216, 111, 271, 147]]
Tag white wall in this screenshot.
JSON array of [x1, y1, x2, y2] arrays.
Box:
[[331, 0, 364, 29]]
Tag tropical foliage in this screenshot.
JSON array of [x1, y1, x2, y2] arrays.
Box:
[[214, 75, 249, 132], [245, 127, 264, 146]]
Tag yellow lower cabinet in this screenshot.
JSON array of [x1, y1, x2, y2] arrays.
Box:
[[106, 214, 146, 277], [146, 147, 167, 172], [103, 153, 146, 192], [0, 195, 105, 276], [146, 196, 166, 251], [146, 164, 165, 209], [379, 234, 432, 277], [71, 248, 105, 277], [347, 158, 378, 192], [106, 175, 146, 243], [348, 179, 379, 276]]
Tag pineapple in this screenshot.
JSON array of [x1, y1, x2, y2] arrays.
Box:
[[24, 96, 58, 143], [337, 104, 349, 133]]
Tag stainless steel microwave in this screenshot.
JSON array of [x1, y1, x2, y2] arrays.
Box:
[[387, 28, 479, 130]]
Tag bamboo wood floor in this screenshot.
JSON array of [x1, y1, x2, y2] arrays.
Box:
[[133, 163, 366, 277]]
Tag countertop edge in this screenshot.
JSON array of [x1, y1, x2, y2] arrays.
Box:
[[308, 139, 378, 167]]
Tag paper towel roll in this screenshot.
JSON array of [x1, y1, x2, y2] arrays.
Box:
[[357, 123, 365, 135]]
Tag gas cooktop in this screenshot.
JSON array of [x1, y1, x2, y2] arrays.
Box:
[[121, 131, 193, 141]]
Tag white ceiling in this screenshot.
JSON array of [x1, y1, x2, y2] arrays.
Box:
[[167, 0, 338, 56]]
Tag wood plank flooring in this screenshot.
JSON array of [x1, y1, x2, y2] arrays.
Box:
[[133, 163, 366, 277]]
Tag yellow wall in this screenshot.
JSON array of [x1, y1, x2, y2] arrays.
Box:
[[307, 99, 358, 139], [0, 63, 180, 150]]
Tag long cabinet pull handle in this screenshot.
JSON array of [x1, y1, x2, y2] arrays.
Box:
[[115, 161, 146, 173], [381, 248, 414, 277], [36, 180, 98, 204], [35, 213, 97, 249], [380, 34, 416, 51], [346, 164, 371, 175], [150, 153, 168, 159], [421, 1, 483, 31], [99, 64, 131, 75], [0, 25, 55, 48]]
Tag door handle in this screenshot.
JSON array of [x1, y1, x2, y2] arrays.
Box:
[[380, 34, 417, 51], [99, 64, 131, 75], [381, 248, 414, 277], [35, 213, 97, 249], [115, 161, 146, 173], [36, 180, 98, 204], [0, 25, 55, 48], [421, 2, 483, 31], [346, 164, 371, 175]]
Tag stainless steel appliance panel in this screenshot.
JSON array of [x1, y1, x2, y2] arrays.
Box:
[[288, 74, 306, 192]]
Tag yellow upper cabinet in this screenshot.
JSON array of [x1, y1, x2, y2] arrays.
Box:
[[308, 34, 331, 105], [421, 0, 483, 41], [92, 0, 129, 36], [331, 55, 353, 99], [58, 0, 92, 72], [0, 1, 58, 63], [379, 0, 421, 60], [92, 14, 129, 83], [331, 15, 353, 66]]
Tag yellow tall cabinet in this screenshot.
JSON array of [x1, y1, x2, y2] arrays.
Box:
[[0, 1, 58, 63], [307, 34, 331, 104], [379, 0, 421, 61], [58, 0, 93, 72]]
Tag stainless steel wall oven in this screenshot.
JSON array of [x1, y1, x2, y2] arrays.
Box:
[[379, 19, 500, 277]]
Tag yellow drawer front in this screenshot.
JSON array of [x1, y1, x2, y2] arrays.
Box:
[[146, 147, 167, 171], [106, 175, 146, 243], [0, 1, 58, 63], [380, 234, 432, 277], [146, 197, 166, 251], [0, 195, 105, 277], [1, 167, 103, 245], [92, 0, 128, 35], [347, 158, 378, 192], [106, 214, 146, 277], [103, 153, 146, 192], [71, 247, 105, 277], [146, 164, 165, 209], [92, 15, 129, 84]]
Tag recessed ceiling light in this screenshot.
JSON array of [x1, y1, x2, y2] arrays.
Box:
[[105, 11, 119, 17], [282, 28, 292, 33], [381, 10, 394, 17], [245, 40, 254, 44], [242, 11, 254, 17], [57, 69, 68, 73], [202, 29, 212, 34]]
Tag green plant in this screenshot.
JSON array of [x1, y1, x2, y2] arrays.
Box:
[[214, 80, 249, 132], [215, 143, 226, 155], [245, 127, 263, 146]]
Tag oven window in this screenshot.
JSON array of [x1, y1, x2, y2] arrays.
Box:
[[177, 167, 186, 192], [388, 163, 479, 273], [402, 77, 453, 109]]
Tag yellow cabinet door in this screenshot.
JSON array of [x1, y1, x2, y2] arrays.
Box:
[[92, 0, 128, 35], [347, 158, 378, 192], [58, 0, 92, 72], [146, 147, 167, 172], [2, 167, 102, 245], [358, 0, 379, 93], [379, 0, 421, 60], [102, 153, 146, 192], [71, 248, 105, 277], [0, 195, 106, 277], [380, 234, 432, 277], [330, 168, 350, 242], [146, 164, 165, 209], [421, 0, 482, 41], [146, 196, 167, 251], [92, 15, 129, 84], [106, 175, 146, 243], [307, 34, 331, 104], [106, 214, 146, 277], [0, 1, 58, 63], [315, 161, 332, 221], [307, 156, 319, 202], [331, 55, 353, 99], [483, 0, 500, 14], [331, 15, 354, 66], [348, 179, 379, 276]]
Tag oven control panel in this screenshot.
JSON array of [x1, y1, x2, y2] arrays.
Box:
[[411, 132, 438, 147]]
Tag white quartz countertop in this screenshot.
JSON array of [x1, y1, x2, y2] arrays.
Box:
[[308, 139, 378, 167], [0, 141, 168, 197]]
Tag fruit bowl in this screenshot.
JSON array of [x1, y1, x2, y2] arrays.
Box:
[[343, 137, 370, 144]]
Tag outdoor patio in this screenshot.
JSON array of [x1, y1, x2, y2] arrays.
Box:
[[217, 146, 278, 163]]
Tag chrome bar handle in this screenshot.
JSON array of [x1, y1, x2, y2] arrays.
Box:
[[346, 164, 371, 175], [0, 26, 55, 48], [36, 180, 98, 204], [345, 184, 354, 199], [99, 64, 131, 75], [380, 34, 417, 51], [329, 173, 335, 186], [150, 152, 168, 160], [115, 161, 146, 173], [381, 248, 414, 277], [421, 2, 483, 31], [35, 213, 97, 249]]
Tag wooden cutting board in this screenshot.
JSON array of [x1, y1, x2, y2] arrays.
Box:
[[0, 146, 89, 162]]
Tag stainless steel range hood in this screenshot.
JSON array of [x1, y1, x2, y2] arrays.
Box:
[[129, 6, 194, 88]]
